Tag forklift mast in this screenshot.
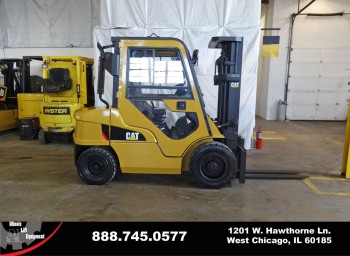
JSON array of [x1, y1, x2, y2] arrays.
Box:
[[21, 56, 43, 93], [0, 57, 43, 95], [209, 37, 244, 150], [0, 59, 22, 97]]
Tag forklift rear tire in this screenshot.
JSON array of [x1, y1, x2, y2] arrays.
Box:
[[38, 128, 51, 144], [189, 142, 237, 189], [76, 147, 118, 185]]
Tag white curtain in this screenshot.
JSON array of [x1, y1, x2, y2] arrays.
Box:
[[0, 0, 99, 48]]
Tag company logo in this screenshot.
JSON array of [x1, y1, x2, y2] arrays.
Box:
[[43, 107, 70, 115], [1, 221, 63, 255], [0, 221, 43, 250], [126, 132, 140, 141], [230, 82, 239, 88], [102, 124, 146, 141]]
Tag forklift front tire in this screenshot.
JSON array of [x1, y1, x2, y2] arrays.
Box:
[[38, 128, 51, 144], [189, 142, 237, 189], [76, 147, 118, 185]]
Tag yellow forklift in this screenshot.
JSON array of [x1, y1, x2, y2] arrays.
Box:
[[16, 56, 44, 139], [0, 59, 20, 131], [0, 83, 17, 132], [0, 58, 39, 132], [18, 56, 94, 143], [73, 36, 246, 189]]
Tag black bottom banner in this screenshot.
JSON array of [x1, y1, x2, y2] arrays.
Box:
[[0, 221, 348, 255]]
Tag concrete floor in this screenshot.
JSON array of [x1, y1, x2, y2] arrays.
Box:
[[0, 117, 349, 221]]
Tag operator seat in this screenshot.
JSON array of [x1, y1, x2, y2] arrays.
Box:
[[44, 68, 72, 93], [174, 116, 189, 139], [30, 75, 44, 93], [173, 113, 198, 139], [129, 87, 154, 120]]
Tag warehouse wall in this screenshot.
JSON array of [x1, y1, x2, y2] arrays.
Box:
[[258, 0, 350, 120]]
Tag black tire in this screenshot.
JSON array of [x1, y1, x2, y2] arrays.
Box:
[[189, 142, 237, 189], [38, 128, 51, 144], [76, 147, 118, 185]]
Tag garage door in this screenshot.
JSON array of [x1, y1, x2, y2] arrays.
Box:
[[286, 16, 350, 120]]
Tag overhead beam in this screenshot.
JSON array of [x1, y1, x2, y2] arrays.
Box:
[[294, 0, 316, 16]]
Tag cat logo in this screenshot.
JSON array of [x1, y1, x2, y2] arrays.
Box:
[[126, 132, 139, 141], [230, 82, 239, 88]]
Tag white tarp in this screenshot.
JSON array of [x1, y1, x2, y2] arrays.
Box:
[[94, 0, 261, 149], [0, 0, 99, 48]]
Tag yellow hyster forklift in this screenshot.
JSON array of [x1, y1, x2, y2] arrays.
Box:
[[73, 36, 246, 188], [18, 56, 94, 143]]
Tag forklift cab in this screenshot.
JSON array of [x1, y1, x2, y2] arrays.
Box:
[[126, 47, 198, 140]]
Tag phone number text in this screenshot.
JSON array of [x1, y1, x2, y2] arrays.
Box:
[[92, 231, 187, 242]]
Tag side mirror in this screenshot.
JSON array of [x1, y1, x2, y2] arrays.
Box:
[[191, 49, 199, 66]]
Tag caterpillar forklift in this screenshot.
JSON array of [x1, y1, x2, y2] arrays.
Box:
[[17, 56, 95, 143], [73, 36, 246, 189]]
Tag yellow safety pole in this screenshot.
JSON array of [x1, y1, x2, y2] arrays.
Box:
[[342, 101, 350, 179]]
